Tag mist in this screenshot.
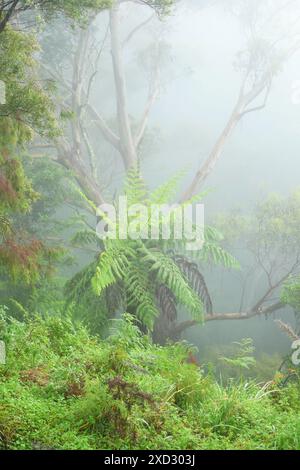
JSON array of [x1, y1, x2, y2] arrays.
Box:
[[1, 0, 300, 452]]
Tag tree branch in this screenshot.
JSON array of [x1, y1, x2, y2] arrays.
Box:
[[0, 0, 19, 33], [172, 300, 286, 336]]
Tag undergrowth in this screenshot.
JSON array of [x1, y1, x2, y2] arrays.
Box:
[[0, 310, 300, 450]]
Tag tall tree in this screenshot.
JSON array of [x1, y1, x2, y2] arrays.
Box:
[[181, 0, 300, 200], [20, 0, 300, 338]]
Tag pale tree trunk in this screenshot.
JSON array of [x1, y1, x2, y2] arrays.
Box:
[[180, 100, 243, 202], [110, 1, 137, 169]]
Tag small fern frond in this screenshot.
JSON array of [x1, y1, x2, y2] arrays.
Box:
[[199, 242, 240, 269], [71, 230, 99, 246], [124, 165, 148, 206], [181, 189, 211, 207], [0, 215, 12, 240], [150, 169, 186, 205], [204, 225, 224, 243]]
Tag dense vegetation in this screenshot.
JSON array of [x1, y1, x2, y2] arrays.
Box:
[[0, 311, 300, 450], [1, 0, 300, 452]]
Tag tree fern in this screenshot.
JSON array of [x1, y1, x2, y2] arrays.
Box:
[[67, 168, 239, 340], [199, 241, 240, 269], [142, 249, 204, 322], [70, 229, 100, 247], [124, 165, 149, 206], [173, 255, 213, 315], [124, 260, 160, 330], [92, 239, 136, 296], [150, 169, 186, 205]]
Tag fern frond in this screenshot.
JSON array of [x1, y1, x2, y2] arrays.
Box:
[[181, 189, 211, 206], [156, 284, 177, 322], [64, 261, 122, 335], [173, 255, 213, 314], [0, 215, 12, 239], [204, 225, 224, 243], [92, 240, 135, 296], [143, 249, 204, 322], [71, 230, 99, 246], [65, 261, 97, 304], [124, 261, 160, 330], [199, 242, 240, 269], [124, 165, 148, 206], [150, 169, 186, 205]]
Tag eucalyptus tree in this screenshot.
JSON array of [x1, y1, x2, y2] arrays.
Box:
[[181, 0, 300, 200]]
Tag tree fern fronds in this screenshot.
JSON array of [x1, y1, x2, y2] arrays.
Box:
[[204, 225, 224, 243], [71, 229, 99, 246], [180, 189, 211, 207], [150, 169, 187, 205], [65, 261, 97, 304], [70, 183, 98, 214], [106, 282, 124, 315], [64, 261, 121, 335], [7, 299, 31, 321], [156, 284, 177, 322], [124, 261, 160, 330], [92, 240, 135, 296], [124, 165, 149, 206], [173, 255, 213, 314], [199, 242, 240, 269], [143, 249, 204, 322]]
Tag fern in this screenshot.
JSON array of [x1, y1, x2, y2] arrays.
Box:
[[0, 214, 11, 240], [199, 242, 240, 269], [124, 260, 160, 330], [173, 255, 213, 314], [67, 169, 238, 339], [124, 165, 149, 206], [220, 339, 256, 371], [70, 229, 99, 247], [150, 169, 186, 205], [142, 249, 204, 322], [92, 240, 135, 296]]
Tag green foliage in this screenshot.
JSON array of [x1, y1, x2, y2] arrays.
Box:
[[220, 339, 256, 371], [0, 23, 60, 282], [0, 0, 112, 30], [0, 312, 300, 450], [0, 26, 58, 139], [282, 276, 300, 313], [216, 190, 300, 258], [68, 169, 237, 335], [203, 342, 283, 384]]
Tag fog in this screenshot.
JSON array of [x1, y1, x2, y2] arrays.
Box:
[[3, 0, 300, 450], [68, 0, 300, 357], [4, 0, 300, 363]]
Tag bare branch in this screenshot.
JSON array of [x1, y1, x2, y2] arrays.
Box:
[[135, 58, 160, 148], [123, 13, 155, 47]]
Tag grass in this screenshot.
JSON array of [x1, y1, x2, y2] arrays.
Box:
[[0, 312, 300, 450]]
